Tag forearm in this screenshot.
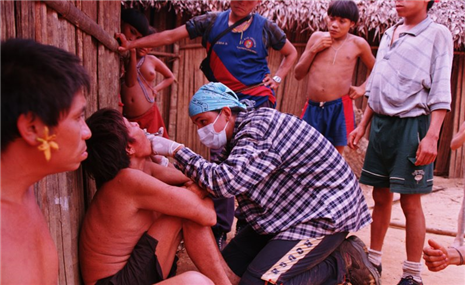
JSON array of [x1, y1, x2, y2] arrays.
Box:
[[451, 122, 465, 150], [175, 147, 237, 198], [124, 51, 138, 87], [448, 246, 465, 266], [154, 77, 175, 93], [275, 42, 297, 80], [425, 110, 447, 141], [358, 105, 374, 130], [127, 26, 188, 50], [159, 167, 190, 185], [294, 50, 316, 80]]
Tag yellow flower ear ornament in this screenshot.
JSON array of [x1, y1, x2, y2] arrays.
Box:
[[36, 126, 59, 161]]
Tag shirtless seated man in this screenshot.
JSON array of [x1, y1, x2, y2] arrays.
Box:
[[79, 108, 231, 285]]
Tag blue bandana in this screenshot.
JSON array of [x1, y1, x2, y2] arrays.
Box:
[[189, 83, 247, 117]]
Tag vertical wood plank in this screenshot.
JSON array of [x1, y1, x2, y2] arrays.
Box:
[[15, 0, 35, 39], [79, 1, 99, 208], [448, 54, 464, 177], [1, 1, 16, 40], [97, 0, 120, 110]]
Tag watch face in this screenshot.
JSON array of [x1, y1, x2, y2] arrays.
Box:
[[273, 76, 281, 83]]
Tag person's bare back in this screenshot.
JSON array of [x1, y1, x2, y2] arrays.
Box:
[[1, 188, 59, 284], [79, 170, 153, 284], [79, 160, 222, 285]]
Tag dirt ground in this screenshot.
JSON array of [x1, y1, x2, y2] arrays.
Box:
[[177, 176, 465, 284]]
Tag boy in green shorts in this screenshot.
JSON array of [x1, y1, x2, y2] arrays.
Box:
[[348, 0, 453, 284]]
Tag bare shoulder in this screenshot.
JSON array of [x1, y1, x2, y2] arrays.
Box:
[[112, 168, 149, 186], [145, 54, 163, 64], [351, 34, 370, 48], [311, 31, 327, 40], [110, 168, 166, 193]]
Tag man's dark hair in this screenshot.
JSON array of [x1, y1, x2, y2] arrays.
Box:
[[121, 8, 150, 36], [83, 108, 135, 188], [328, 0, 359, 24], [427, 0, 434, 11], [1, 38, 90, 152]]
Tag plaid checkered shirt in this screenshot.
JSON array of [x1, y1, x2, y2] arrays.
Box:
[[175, 108, 371, 240]]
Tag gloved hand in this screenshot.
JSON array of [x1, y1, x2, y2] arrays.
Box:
[[147, 135, 184, 157], [154, 127, 164, 137], [151, 154, 170, 167]]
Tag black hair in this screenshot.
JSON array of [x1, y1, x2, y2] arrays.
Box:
[[83, 108, 134, 188], [328, 0, 359, 24], [427, 0, 434, 11], [121, 8, 150, 36], [1, 38, 90, 152]]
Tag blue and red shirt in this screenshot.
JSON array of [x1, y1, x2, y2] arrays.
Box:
[[186, 10, 287, 108]]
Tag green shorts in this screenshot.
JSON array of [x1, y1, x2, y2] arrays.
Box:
[[359, 114, 433, 194]]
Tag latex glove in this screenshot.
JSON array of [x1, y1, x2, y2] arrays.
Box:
[[154, 127, 164, 137], [148, 136, 184, 157], [151, 154, 170, 167]]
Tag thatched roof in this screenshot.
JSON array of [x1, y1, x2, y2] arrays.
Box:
[[122, 0, 465, 50]]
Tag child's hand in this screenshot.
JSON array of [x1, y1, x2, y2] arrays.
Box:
[[415, 135, 438, 166], [423, 239, 449, 272], [311, 36, 332, 53], [348, 126, 365, 150], [348, 85, 365, 99], [115, 33, 130, 53], [263, 74, 279, 91]]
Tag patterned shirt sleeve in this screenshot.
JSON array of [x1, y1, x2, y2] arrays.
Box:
[[175, 116, 280, 198], [185, 12, 218, 40], [263, 18, 286, 50], [174, 109, 372, 240]]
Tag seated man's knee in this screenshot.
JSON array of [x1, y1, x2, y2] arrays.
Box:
[[147, 215, 183, 240], [175, 271, 214, 285]]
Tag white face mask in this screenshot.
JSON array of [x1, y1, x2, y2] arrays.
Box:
[[197, 112, 229, 149]]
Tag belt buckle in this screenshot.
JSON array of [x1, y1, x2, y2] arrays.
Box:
[[319, 102, 325, 108]]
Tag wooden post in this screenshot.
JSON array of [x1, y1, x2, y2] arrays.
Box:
[[168, 14, 182, 140], [44, 0, 119, 52]]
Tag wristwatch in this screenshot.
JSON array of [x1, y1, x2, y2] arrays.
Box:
[[272, 75, 282, 84]]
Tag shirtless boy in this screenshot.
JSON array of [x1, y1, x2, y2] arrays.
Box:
[[120, 9, 175, 138], [80, 108, 231, 285], [295, 0, 375, 154], [1, 39, 91, 284]]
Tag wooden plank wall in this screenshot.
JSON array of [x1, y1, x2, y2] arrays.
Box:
[[0, 1, 120, 284], [449, 53, 465, 178]]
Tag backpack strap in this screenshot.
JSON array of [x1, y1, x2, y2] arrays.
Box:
[[206, 13, 253, 58]]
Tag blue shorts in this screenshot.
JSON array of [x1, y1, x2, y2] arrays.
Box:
[[222, 225, 348, 285], [300, 95, 355, 147], [359, 114, 433, 194]]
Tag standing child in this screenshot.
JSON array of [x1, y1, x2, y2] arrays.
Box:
[[120, 9, 175, 138], [295, 0, 375, 154], [451, 121, 465, 152], [423, 121, 465, 272], [348, 0, 453, 284]]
